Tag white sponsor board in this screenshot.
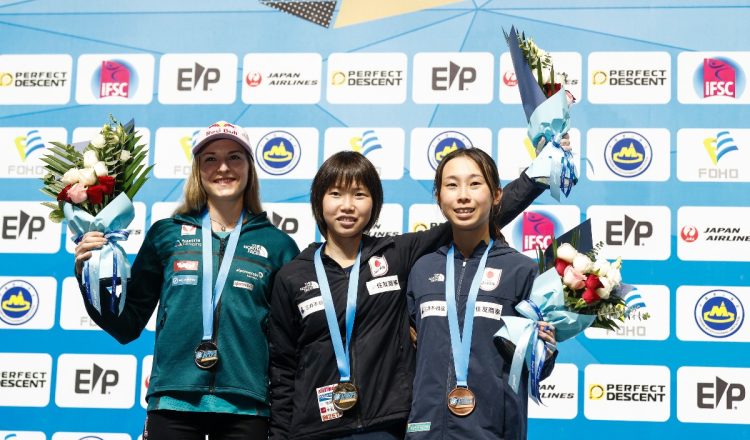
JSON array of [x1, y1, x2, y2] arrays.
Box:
[[412, 52, 494, 104], [529, 363, 578, 419], [677, 366, 750, 424], [587, 205, 671, 260], [587, 51, 671, 104], [584, 364, 670, 421], [676, 285, 750, 342], [677, 206, 750, 262], [0, 353, 52, 407], [324, 127, 405, 180], [55, 354, 137, 409]]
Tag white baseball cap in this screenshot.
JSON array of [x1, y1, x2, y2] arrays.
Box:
[[192, 121, 252, 156]]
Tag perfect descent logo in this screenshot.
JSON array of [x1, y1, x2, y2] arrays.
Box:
[[0, 54, 72, 104]]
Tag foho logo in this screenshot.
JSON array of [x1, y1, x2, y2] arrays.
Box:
[[0, 203, 61, 253], [677, 207, 750, 262], [676, 286, 750, 342], [496, 128, 582, 182], [0, 54, 72, 104], [55, 354, 136, 408], [412, 52, 494, 104], [678, 52, 750, 104], [528, 363, 578, 419], [584, 364, 670, 421], [246, 127, 318, 179], [0, 127, 66, 178], [75, 54, 154, 104], [586, 129, 670, 181], [584, 285, 670, 341], [676, 129, 748, 182], [153, 127, 200, 178], [158, 53, 237, 104], [409, 128, 492, 180], [677, 366, 750, 424], [0, 353, 52, 407], [324, 127, 405, 180], [499, 51, 582, 104], [326, 53, 407, 104], [242, 53, 321, 104], [587, 51, 670, 104], [587, 205, 671, 261]]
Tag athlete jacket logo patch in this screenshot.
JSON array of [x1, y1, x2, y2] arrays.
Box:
[[480, 268, 502, 291], [300, 281, 320, 293], [244, 244, 269, 258], [429, 273, 445, 283], [181, 225, 197, 236], [368, 255, 388, 277]]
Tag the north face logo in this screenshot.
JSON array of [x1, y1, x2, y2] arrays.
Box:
[[300, 281, 320, 293], [429, 273, 445, 283], [244, 244, 269, 258]]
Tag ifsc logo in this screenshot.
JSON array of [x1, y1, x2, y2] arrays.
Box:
[[427, 131, 472, 170], [0, 280, 39, 325], [604, 131, 653, 178], [694, 289, 744, 338], [514, 211, 561, 253], [92, 59, 139, 100], [694, 57, 746, 99], [255, 130, 301, 175]]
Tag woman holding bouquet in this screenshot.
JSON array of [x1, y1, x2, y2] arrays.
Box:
[[267, 150, 548, 440], [405, 148, 557, 439], [73, 121, 299, 439]]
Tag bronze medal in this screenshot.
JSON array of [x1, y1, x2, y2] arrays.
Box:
[[194, 340, 219, 369], [447, 386, 476, 416], [332, 382, 359, 411]]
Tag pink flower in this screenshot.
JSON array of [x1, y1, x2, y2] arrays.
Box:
[[554, 258, 570, 276], [68, 183, 88, 204], [562, 265, 586, 290]]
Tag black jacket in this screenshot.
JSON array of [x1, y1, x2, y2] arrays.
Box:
[[268, 173, 544, 440], [406, 241, 556, 440]]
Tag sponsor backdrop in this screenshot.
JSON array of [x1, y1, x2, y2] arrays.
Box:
[[1, 1, 748, 438]]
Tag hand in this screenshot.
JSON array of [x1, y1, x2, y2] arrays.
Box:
[[409, 325, 417, 348], [560, 133, 572, 152], [536, 322, 557, 359], [74, 231, 108, 276]]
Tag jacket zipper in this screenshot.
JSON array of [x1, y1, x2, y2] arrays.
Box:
[[444, 258, 468, 437], [209, 234, 228, 394]]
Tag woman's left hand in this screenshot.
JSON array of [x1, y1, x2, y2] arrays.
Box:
[[537, 322, 557, 359]]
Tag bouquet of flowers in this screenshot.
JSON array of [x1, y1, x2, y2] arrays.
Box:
[[40, 116, 152, 315], [504, 26, 577, 200], [494, 220, 645, 403]]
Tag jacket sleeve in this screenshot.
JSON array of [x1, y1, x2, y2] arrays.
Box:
[[269, 270, 300, 439], [496, 171, 546, 228], [77, 227, 162, 345]]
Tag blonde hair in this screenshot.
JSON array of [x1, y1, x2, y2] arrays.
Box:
[[174, 152, 262, 216]]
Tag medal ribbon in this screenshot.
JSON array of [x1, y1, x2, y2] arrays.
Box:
[[445, 239, 493, 387], [201, 210, 244, 341], [314, 243, 362, 383]]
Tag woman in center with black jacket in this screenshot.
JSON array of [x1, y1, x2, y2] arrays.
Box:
[[268, 150, 546, 440]]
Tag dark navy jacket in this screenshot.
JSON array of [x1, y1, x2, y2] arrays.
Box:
[[406, 240, 556, 440]]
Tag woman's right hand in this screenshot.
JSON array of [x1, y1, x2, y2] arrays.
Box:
[[74, 231, 108, 276]]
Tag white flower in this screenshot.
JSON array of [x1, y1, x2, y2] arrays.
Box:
[[596, 276, 614, 299], [78, 168, 97, 186], [556, 243, 577, 263], [593, 259, 611, 277], [83, 150, 99, 168], [93, 161, 108, 177], [90, 133, 106, 149], [572, 253, 593, 273], [61, 168, 81, 185], [606, 267, 622, 286], [120, 150, 131, 162], [611, 257, 622, 270]]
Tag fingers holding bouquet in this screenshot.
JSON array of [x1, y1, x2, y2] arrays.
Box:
[[74, 231, 108, 276], [536, 322, 557, 358]]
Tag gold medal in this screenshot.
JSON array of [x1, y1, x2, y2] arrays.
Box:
[[332, 382, 359, 411], [447, 386, 475, 416]]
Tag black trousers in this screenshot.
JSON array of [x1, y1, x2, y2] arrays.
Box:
[[144, 410, 269, 440]]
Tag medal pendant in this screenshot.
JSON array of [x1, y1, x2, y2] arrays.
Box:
[[447, 386, 476, 416], [332, 382, 359, 411], [194, 341, 219, 369]]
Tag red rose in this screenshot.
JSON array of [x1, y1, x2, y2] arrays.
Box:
[[57, 184, 72, 202], [554, 258, 569, 276], [86, 184, 105, 205], [585, 274, 603, 290], [98, 175, 115, 195], [582, 288, 600, 304]]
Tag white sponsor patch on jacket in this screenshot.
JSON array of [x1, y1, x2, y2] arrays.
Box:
[[298, 296, 325, 319], [244, 244, 269, 258], [429, 273, 445, 283], [365, 275, 400, 295], [233, 280, 254, 291], [480, 268, 502, 291], [300, 281, 319, 293], [420, 300, 447, 318], [181, 225, 197, 236], [316, 383, 343, 422], [368, 255, 388, 277], [474, 301, 503, 320]]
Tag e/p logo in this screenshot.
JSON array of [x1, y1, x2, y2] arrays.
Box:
[[606, 215, 652, 246], [177, 63, 220, 91], [698, 376, 745, 409], [75, 364, 118, 394], [432, 62, 476, 91], [2, 211, 44, 239]]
